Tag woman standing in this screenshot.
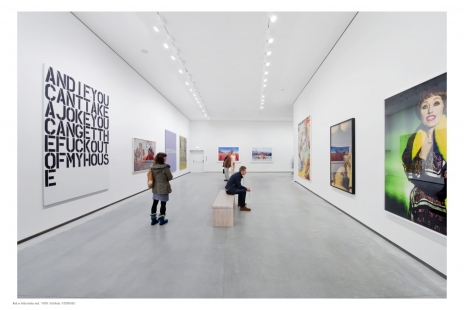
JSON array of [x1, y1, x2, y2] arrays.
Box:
[[402, 86, 447, 234], [230, 150, 236, 174], [150, 152, 173, 226]]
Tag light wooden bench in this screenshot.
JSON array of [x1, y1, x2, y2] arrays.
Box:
[[212, 190, 235, 226]]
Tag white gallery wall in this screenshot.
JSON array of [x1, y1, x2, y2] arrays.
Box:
[[293, 12, 447, 275], [190, 121, 293, 172], [18, 12, 190, 241]]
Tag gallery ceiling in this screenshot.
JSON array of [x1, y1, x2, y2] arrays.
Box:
[[73, 12, 357, 121]]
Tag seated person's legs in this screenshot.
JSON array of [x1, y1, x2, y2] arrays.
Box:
[[234, 188, 246, 206]]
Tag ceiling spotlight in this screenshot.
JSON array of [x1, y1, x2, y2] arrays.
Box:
[[199, 105, 202, 108], [260, 107, 263, 110], [267, 12, 277, 22], [264, 79, 267, 82], [190, 89, 193, 92], [268, 38, 274, 44], [186, 82, 189, 86], [179, 69, 183, 74], [193, 94, 196, 97], [171, 56, 175, 60], [263, 85, 267, 87], [153, 26, 159, 32], [163, 43, 169, 49], [264, 71, 269, 75], [266, 62, 270, 66], [267, 51, 272, 56]]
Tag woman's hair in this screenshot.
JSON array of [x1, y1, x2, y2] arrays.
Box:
[[155, 152, 167, 164], [415, 84, 447, 119]]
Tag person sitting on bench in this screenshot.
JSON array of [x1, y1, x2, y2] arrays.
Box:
[[225, 166, 251, 211]]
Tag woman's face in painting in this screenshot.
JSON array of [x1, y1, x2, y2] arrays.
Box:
[[419, 95, 445, 128]]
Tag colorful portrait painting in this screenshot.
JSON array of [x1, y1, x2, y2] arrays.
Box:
[[133, 138, 155, 172], [330, 118, 355, 194], [251, 147, 273, 162], [217, 146, 240, 162], [385, 73, 447, 235], [298, 116, 311, 180]]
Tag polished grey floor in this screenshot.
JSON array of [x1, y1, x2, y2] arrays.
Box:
[[17, 173, 446, 298]]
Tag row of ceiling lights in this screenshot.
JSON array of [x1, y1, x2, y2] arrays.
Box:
[[153, 13, 209, 119], [260, 13, 277, 111]]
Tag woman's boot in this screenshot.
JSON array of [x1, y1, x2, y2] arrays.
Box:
[[158, 215, 169, 225], [150, 214, 159, 225]]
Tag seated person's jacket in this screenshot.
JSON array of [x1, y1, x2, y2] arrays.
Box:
[[225, 172, 246, 191]]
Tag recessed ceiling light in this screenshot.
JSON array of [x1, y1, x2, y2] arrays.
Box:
[[264, 79, 267, 82], [264, 71, 269, 75], [193, 94, 196, 97], [266, 62, 270, 66], [260, 107, 264, 109], [153, 26, 159, 32], [171, 56, 175, 60], [263, 85, 267, 87], [179, 69, 183, 74], [270, 15, 277, 22], [163, 43, 169, 49], [267, 51, 272, 56], [141, 49, 148, 54], [190, 89, 193, 92], [186, 82, 189, 86], [268, 38, 274, 44], [262, 95, 265, 97], [199, 105, 202, 108]]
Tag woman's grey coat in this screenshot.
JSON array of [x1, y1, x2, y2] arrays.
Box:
[[150, 163, 173, 194]]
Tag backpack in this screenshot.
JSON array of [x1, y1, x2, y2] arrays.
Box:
[[147, 169, 154, 189]]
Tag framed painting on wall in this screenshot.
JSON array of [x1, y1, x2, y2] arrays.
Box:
[[42, 64, 110, 206], [133, 138, 155, 173], [330, 118, 355, 194], [179, 135, 187, 170], [251, 146, 273, 162], [165, 130, 177, 172], [217, 146, 240, 162], [297, 116, 310, 180], [385, 73, 447, 236]]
